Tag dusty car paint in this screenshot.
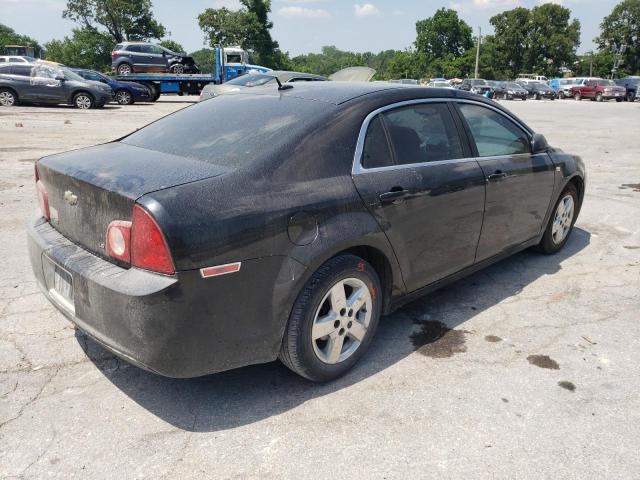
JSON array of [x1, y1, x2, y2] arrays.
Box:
[[27, 83, 585, 377]]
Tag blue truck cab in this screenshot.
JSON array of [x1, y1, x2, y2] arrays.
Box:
[[115, 46, 271, 101]]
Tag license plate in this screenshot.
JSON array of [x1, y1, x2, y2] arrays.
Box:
[[43, 256, 75, 314]]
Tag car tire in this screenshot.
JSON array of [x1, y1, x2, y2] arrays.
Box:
[[117, 63, 133, 75], [596, 93, 603, 102], [279, 254, 383, 382], [535, 93, 541, 100], [73, 92, 94, 109], [626, 92, 635, 102], [616, 98, 623, 102], [0, 88, 18, 107], [558, 91, 565, 99], [170, 64, 185, 74], [115, 89, 133, 105], [535, 184, 579, 255], [574, 93, 582, 101]]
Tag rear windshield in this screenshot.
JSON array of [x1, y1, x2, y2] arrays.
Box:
[[121, 94, 331, 167]]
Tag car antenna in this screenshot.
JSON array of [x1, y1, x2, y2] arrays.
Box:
[[275, 77, 293, 91]]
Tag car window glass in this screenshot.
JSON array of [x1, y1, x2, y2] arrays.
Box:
[[362, 115, 393, 169], [122, 95, 332, 168], [127, 45, 141, 52], [9, 57, 22, 62], [459, 103, 530, 157], [226, 53, 243, 63], [150, 46, 164, 55], [381, 103, 464, 164], [10, 65, 33, 76]]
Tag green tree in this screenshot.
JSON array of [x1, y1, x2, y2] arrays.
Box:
[[490, 3, 580, 78], [198, 0, 282, 68], [63, 0, 166, 43], [596, 0, 640, 75], [44, 28, 113, 70], [159, 39, 185, 54], [189, 48, 217, 74], [386, 51, 425, 80], [0, 23, 43, 57], [415, 8, 473, 60]]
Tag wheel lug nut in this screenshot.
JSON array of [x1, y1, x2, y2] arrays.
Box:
[[340, 308, 346, 316], [348, 309, 354, 317], [334, 320, 340, 328], [339, 328, 345, 336], [347, 321, 353, 328]]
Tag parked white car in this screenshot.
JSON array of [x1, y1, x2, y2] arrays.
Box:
[[0, 55, 37, 64]]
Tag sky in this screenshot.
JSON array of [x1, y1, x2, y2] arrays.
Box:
[[2, 0, 617, 57]]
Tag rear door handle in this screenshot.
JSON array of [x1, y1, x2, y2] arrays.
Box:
[[487, 171, 508, 182], [379, 188, 409, 205]]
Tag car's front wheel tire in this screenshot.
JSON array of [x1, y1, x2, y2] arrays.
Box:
[[115, 89, 133, 105], [170, 64, 185, 74], [536, 184, 579, 254], [0, 88, 18, 107], [574, 93, 582, 101], [626, 92, 635, 102], [279, 254, 382, 382], [73, 93, 94, 109]]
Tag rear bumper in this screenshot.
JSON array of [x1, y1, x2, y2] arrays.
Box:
[[27, 214, 305, 377]]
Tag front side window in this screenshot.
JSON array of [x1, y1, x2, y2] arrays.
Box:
[[226, 53, 242, 63], [11, 65, 33, 77], [458, 103, 530, 157]]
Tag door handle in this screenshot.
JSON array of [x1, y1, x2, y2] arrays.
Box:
[[487, 171, 508, 182], [379, 188, 409, 205]]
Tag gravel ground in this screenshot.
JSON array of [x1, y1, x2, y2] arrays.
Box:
[[0, 96, 639, 479]]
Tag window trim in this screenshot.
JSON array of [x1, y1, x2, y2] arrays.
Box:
[[352, 98, 534, 175]]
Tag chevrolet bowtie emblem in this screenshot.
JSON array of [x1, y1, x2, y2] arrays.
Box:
[[64, 190, 78, 206]]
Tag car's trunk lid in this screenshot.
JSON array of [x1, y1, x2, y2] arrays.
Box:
[[37, 142, 228, 262]]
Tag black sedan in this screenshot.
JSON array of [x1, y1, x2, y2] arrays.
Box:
[[28, 83, 585, 382], [520, 81, 557, 100], [496, 82, 529, 100]]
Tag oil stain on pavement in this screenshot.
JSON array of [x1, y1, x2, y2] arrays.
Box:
[[527, 354, 560, 369], [485, 335, 503, 343], [558, 381, 576, 392], [410, 320, 468, 358], [619, 183, 640, 192]]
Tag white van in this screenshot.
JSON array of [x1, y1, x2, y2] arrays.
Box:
[[516, 74, 548, 83]]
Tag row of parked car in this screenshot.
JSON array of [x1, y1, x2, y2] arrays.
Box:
[[0, 56, 154, 108], [427, 75, 639, 102]]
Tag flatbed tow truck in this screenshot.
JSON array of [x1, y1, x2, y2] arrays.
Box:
[[115, 47, 270, 101]]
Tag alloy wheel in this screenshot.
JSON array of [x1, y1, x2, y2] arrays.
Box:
[[116, 90, 132, 105], [75, 95, 92, 109], [552, 195, 575, 245], [118, 64, 132, 75], [311, 277, 373, 364], [0, 91, 16, 106]]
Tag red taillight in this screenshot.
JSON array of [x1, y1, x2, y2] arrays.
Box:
[[106, 205, 174, 275], [35, 164, 50, 221], [111, 51, 118, 59]]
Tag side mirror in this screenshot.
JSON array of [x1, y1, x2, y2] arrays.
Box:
[[531, 133, 549, 154]]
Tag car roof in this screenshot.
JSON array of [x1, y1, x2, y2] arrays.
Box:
[[235, 81, 493, 106]]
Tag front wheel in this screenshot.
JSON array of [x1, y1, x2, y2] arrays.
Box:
[[596, 93, 604, 102], [170, 63, 185, 74], [574, 93, 582, 101], [115, 89, 133, 105], [626, 92, 636, 102], [73, 93, 94, 109], [536, 184, 579, 254], [279, 254, 382, 382]]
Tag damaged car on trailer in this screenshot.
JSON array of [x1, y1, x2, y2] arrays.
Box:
[[28, 82, 585, 382]]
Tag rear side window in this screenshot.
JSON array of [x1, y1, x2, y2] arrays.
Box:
[[361, 103, 464, 168], [126, 45, 141, 52], [362, 116, 393, 169], [10, 65, 32, 76], [458, 103, 530, 157], [122, 94, 332, 167], [114, 44, 123, 51]]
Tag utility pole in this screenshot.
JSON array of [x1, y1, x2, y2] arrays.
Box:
[[474, 27, 481, 79]]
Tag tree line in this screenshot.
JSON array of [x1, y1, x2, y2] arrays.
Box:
[[1, 0, 638, 79]]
